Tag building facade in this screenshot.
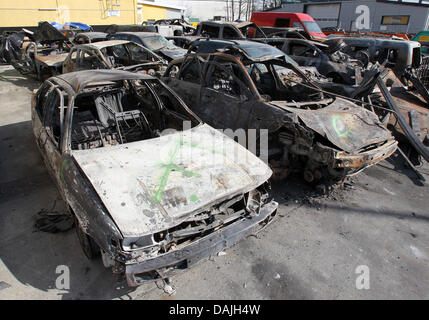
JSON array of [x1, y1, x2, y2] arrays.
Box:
[[136, 1, 184, 23], [0, 0, 140, 29], [0, 0, 184, 30], [277, 0, 429, 34]]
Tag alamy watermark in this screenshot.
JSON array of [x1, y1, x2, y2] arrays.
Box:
[[55, 265, 70, 290], [355, 265, 370, 290]]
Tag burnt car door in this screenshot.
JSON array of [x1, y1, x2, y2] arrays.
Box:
[[165, 55, 203, 111], [34, 82, 66, 183], [199, 56, 254, 129]]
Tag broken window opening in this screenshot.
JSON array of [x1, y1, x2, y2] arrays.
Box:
[[70, 79, 199, 150]]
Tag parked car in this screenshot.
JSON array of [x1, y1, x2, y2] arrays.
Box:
[[411, 31, 429, 55], [163, 43, 398, 184], [165, 21, 267, 50], [104, 24, 157, 34], [264, 38, 364, 85], [107, 32, 187, 61], [0, 30, 29, 64], [192, 21, 266, 39], [62, 40, 167, 75], [189, 39, 381, 100], [73, 32, 108, 44], [32, 69, 277, 286], [250, 12, 326, 39], [154, 19, 196, 36], [338, 37, 422, 79], [9, 21, 72, 80]]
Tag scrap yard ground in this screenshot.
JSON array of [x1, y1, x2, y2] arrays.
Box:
[[0, 65, 428, 300]]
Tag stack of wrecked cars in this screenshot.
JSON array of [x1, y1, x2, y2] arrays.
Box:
[[18, 20, 429, 287]]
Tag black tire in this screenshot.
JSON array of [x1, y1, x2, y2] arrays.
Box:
[[74, 215, 100, 260]]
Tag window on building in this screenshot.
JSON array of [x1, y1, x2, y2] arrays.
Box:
[[381, 15, 410, 25]]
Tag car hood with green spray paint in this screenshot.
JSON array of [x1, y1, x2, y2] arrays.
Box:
[[72, 124, 272, 237], [270, 97, 393, 153]]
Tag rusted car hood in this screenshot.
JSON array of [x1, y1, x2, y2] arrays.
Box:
[[270, 98, 393, 153], [71, 124, 272, 237]]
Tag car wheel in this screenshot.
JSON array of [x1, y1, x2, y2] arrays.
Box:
[[74, 215, 100, 260]]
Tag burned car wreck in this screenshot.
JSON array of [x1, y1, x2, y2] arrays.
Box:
[[163, 44, 398, 184], [188, 40, 382, 100], [32, 70, 278, 286], [107, 32, 187, 62], [62, 40, 167, 75], [263, 38, 366, 85], [9, 21, 73, 80]]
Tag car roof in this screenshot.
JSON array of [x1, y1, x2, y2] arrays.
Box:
[[75, 39, 130, 50], [76, 32, 107, 39], [199, 21, 255, 28], [113, 32, 161, 38], [192, 39, 287, 62], [194, 39, 276, 51], [53, 70, 155, 93]]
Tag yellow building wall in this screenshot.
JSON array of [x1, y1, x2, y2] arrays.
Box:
[[0, 0, 138, 27], [141, 4, 166, 22]]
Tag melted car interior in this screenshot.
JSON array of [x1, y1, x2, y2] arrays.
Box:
[[71, 79, 199, 150]]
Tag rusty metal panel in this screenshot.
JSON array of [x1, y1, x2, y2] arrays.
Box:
[[271, 98, 392, 153]]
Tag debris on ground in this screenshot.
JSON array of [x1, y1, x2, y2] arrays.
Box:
[[35, 211, 74, 233], [157, 278, 176, 296], [34, 200, 74, 233]]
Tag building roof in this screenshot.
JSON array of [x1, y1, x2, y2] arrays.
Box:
[[137, 1, 185, 11]]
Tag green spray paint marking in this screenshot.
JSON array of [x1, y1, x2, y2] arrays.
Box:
[[153, 135, 227, 203], [59, 158, 70, 183], [332, 115, 351, 138], [154, 136, 225, 203]]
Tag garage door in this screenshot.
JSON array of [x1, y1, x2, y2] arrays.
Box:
[[166, 8, 182, 19], [305, 3, 340, 29]]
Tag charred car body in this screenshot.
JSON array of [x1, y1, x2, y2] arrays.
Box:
[[32, 70, 277, 286], [62, 40, 167, 75], [72, 32, 108, 44], [189, 39, 381, 100], [107, 32, 187, 62], [263, 38, 365, 85], [155, 19, 196, 35], [163, 41, 398, 183], [338, 37, 422, 79], [165, 21, 268, 50], [7, 22, 72, 80]]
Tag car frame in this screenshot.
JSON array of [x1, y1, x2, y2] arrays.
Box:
[[62, 40, 167, 75], [32, 69, 278, 286], [163, 48, 398, 184], [107, 32, 187, 62]]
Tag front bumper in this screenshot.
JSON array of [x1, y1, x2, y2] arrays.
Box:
[[125, 200, 278, 287], [334, 140, 398, 169]]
